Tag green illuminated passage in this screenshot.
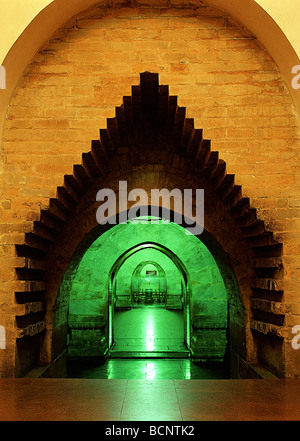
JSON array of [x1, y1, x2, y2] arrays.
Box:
[[56, 218, 228, 362]]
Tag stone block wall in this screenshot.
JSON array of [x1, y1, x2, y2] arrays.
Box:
[[60, 221, 228, 361], [0, 0, 299, 377], [116, 247, 181, 308]]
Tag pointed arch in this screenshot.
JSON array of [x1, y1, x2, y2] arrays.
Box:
[[107, 241, 192, 351], [14, 72, 285, 377]]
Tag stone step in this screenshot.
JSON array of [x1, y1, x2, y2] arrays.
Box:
[[109, 350, 190, 359]]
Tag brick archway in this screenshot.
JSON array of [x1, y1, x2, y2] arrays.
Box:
[[107, 241, 191, 354], [14, 72, 285, 378]]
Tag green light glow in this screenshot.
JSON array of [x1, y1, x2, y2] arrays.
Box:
[[146, 317, 155, 352], [57, 217, 229, 362], [145, 362, 156, 380]]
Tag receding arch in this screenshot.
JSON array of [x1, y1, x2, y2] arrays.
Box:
[[107, 240, 192, 353], [109, 242, 190, 286], [131, 260, 166, 278], [58, 215, 230, 365], [130, 260, 168, 304], [13, 72, 285, 378]]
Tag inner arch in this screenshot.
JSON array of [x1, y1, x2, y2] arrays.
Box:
[[56, 215, 234, 378], [109, 244, 189, 358], [13, 72, 285, 379]]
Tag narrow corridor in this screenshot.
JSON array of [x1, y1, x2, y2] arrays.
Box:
[[68, 303, 228, 380], [111, 304, 187, 357]]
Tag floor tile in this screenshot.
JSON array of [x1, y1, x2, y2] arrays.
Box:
[[1, 379, 300, 421], [111, 305, 187, 356], [68, 358, 228, 380]]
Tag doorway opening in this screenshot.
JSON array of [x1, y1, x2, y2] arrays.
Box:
[[109, 244, 190, 359], [131, 261, 167, 306], [62, 215, 231, 379], [13, 72, 286, 379]]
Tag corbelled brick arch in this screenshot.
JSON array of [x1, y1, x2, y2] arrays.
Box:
[[13, 72, 285, 378]]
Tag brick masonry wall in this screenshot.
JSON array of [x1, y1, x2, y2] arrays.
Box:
[[0, 0, 300, 376]]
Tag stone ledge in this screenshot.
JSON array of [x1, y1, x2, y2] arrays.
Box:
[[251, 298, 286, 315], [250, 318, 287, 338], [249, 364, 279, 379], [16, 320, 46, 339]]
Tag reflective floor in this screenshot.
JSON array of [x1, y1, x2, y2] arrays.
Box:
[[68, 304, 228, 380], [68, 303, 229, 380], [67, 359, 228, 380], [111, 304, 188, 356], [2, 378, 299, 421]]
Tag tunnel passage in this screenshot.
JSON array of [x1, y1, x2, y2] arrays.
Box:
[[129, 260, 168, 307], [112, 251, 185, 357], [55, 217, 232, 375], [13, 72, 285, 379]]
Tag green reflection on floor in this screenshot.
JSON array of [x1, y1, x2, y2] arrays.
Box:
[[67, 359, 228, 380], [111, 306, 187, 356]]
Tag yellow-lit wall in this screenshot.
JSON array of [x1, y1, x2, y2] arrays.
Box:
[[0, 0, 300, 65], [0, 0, 300, 378]]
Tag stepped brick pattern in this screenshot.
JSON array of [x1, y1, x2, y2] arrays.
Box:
[[0, 1, 299, 378]]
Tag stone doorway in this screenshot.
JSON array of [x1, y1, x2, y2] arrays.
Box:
[[12, 73, 286, 379]]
